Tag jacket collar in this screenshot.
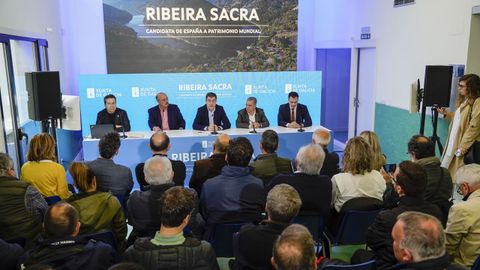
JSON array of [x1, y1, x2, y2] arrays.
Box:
[[466, 189, 480, 201], [415, 156, 441, 167], [397, 196, 426, 206], [254, 153, 278, 161], [210, 153, 226, 160], [221, 165, 253, 177], [393, 253, 450, 270]]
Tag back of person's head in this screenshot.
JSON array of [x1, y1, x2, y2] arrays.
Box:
[[213, 133, 230, 154], [0, 152, 14, 176], [458, 73, 480, 105], [266, 184, 302, 223], [108, 262, 145, 270], [43, 202, 80, 239], [226, 137, 253, 167], [395, 211, 445, 263], [144, 156, 173, 185], [272, 224, 315, 270], [160, 186, 195, 228], [359, 130, 384, 170], [27, 133, 57, 162], [149, 132, 169, 152], [455, 164, 480, 186], [295, 144, 325, 175], [312, 128, 330, 147], [342, 136, 374, 175], [69, 162, 95, 192], [407, 135, 435, 159], [396, 161, 427, 198], [99, 132, 120, 159], [260, 130, 279, 154]]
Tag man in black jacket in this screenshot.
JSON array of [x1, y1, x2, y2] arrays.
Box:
[[355, 161, 443, 270], [96, 94, 131, 132], [125, 186, 219, 270], [135, 132, 186, 189], [20, 202, 118, 269], [390, 211, 467, 270], [312, 128, 340, 178]]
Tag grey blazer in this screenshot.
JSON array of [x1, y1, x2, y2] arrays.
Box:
[[87, 158, 133, 196], [236, 108, 270, 128]]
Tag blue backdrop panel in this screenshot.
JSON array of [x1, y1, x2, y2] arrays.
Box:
[[79, 71, 322, 136]]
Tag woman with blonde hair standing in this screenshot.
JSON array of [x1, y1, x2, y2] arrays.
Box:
[[438, 73, 480, 177], [21, 133, 70, 199]]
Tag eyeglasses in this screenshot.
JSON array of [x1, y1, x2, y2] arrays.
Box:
[[456, 184, 463, 195]]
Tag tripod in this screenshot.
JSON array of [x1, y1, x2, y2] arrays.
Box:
[[419, 104, 444, 155]]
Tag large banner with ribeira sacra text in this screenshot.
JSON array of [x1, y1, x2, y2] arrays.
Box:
[[102, 0, 298, 73]]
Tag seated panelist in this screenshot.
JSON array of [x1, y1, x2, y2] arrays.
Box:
[[193, 92, 231, 131], [236, 97, 269, 129], [96, 94, 131, 132], [277, 91, 312, 128], [148, 92, 185, 131]]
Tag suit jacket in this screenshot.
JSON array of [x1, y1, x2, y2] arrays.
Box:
[[277, 103, 312, 127], [86, 158, 133, 197], [251, 153, 292, 185], [321, 148, 340, 178], [267, 172, 332, 219], [135, 154, 186, 190], [192, 105, 231, 130], [147, 104, 185, 130], [96, 108, 131, 132], [235, 108, 270, 128], [189, 153, 227, 195]]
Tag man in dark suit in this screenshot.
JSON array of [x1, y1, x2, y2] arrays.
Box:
[[267, 144, 332, 220], [192, 92, 231, 131], [312, 128, 340, 178], [189, 134, 230, 195], [232, 184, 301, 270], [147, 92, 185, 131], [135, 132, 186, 190], [96, 94, 131, 132], [277, 91, 312, 128], [236, 97, 269, 129]]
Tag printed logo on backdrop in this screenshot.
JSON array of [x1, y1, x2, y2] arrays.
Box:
[[284, 84, 293, 94], [131, 87, 140, 98], [102, 0, 298, 73], [87, 88, 95, 99], [244, 84, 252, 95]]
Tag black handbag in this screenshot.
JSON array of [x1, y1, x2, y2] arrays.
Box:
[[464, 140, 480, 164]]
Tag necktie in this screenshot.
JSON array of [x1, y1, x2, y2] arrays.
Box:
[[291, 108, 295, 122]]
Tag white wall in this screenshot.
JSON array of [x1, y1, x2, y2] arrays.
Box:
[[299, 0, 480, 110]]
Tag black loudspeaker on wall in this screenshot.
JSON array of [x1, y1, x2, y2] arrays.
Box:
[[25, 71, 62, 121], [423, 65, 453, 107]]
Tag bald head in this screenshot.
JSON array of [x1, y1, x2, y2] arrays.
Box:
[[312, 129, 330, 147], [272, 224, 315, 270], [44, 202, 80, 238], [150, 132, 170, 153], [213, 134, 230, 154], [407, 135, 435, 160]]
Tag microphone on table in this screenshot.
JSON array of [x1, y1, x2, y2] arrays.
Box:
[[249, 121, 257, 134], [297, 123, 305, 133], [211, 124, 218, 135], [117, 113, 127, 138]]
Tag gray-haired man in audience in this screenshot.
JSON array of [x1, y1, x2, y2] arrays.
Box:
[[312, 128, 339, 177]]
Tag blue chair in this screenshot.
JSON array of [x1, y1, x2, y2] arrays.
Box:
[[208, 223, 246, 257], [293, 214, 325, 255], [333, 210, 380, 245], [472, 255, 480, 270], [322, 260, 376, 270], [44, 196, 61, 205]]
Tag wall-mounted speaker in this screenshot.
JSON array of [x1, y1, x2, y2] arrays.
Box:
[[25, 71, 62, 121]]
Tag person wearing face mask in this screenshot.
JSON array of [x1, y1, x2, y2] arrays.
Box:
[[192, 92, 231, 131], [437, 74, 480, 177], [96, 94, 131, 132], [445, 164, 480, 268]]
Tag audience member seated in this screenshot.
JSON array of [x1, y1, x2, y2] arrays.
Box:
[[0, 238, 24, 270], [125, 186, 220, 270], [360, 130, 387, 171], [232, 184, 302, 270], [20, 202, 118, 269], [353, 161, 442, 270], [200, 137, 265, 239], [331, 136, 386, 213], [0, 153, 47, 248], [66, 162, 127, 249], [251, 130, 293, 185], [20, 133, 70, 199], [389, 211, 467, 270], [128, 156, 175, 239], [271, 224, 316, 270], [189, 134, 230, 195], [312, 128, 340, 178], [87, 132, 133, 197], [135, 132, 186, 190], [268, 144, 331, 219], [407, 135, 453, 223], [446, 164, 480, 267]]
